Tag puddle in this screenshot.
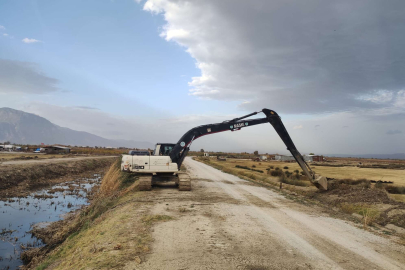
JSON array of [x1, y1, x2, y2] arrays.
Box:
[[0, 174, 101, 270]]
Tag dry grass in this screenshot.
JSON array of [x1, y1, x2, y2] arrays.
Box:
[[0, 152, 71, 160], [99, 159, 124, 196], [199, 158, 405, 186], [70, 147, 127, 155], [38, 195, 153, 270], [340, 203, 380, 227], [30, 161, 165, 270], [389, 194, 405, 203]]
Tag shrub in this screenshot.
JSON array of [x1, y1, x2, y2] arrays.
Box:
[[275, 167, 280, 171], [290, 173, 301, 180], [235, 165, 264, 173], [328, 178, 371, 190], [283, 166, 289, 169], [269, 166, 274, 169], [384, 185, 405, 194], [252, 165, 256, 168], [278, 174, 308, 187], [375, 181, 385, 189], [294, 170, 299, 174], [270, 170, 284, 177]]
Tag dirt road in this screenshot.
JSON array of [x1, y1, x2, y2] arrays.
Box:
[[0, 156, 117, 166], [136, 157, 405, 270]]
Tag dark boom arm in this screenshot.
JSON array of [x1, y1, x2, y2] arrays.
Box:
[[169, 108, 328, 190]]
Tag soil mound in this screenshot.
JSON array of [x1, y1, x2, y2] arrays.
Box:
[[327, 185, 392, 204]]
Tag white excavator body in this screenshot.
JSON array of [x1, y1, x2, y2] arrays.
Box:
[[121, 143, 179, 173]]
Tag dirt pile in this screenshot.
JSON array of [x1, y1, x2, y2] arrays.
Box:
[[327, 185, 393, 204]]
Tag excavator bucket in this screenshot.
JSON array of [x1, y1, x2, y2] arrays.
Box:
[[313, 175, 328, 191]]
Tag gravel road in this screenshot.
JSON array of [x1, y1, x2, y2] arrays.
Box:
[[135, 157, 405, 270], [0, 156, 117, 166]]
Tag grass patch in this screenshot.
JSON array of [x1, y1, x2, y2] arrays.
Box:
[[384, 185, 405, 194], [340, 203, 380, 227], [142, 215, 174, 225], [235, 165, 264, 173], [328, 178, 371, 190], [279, 174, 309, 187], [36, 261, 51, 270], [389, 194, 405, 203]]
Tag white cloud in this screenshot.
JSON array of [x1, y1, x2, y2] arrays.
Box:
[[3, 33, 8, 36], [0, 25, 5, 30], [163, 28, 189, 41], [293, 125, 303, 130], [357, 90, 394, 104], [394, 90, 405, 108], [22, 38, 41, 44], [143, 0, 405, 115]]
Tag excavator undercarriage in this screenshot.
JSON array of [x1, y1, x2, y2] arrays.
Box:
[[138, 173, 191, 191]]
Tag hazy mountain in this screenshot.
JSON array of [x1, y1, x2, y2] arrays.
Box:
[[0, 108, 153, 149]]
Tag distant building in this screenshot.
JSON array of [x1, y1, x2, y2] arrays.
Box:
[[303, 155, 313, 162], [43, 145, 71, 154], [260, 155, 268, 160], [0, 145, 15, 151], [311, 155, 324, 162], [203, 152, 209, 157], [275, 155, 295, 161]]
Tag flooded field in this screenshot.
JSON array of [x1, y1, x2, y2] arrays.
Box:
[[0, 175, 101, 270]]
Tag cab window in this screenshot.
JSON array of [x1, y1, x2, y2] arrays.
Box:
[[160, 145, 173, 156]]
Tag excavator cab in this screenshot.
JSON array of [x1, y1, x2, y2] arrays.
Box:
[[153, 143, 175, 156]]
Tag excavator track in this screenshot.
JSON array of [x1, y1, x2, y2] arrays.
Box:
[[178, 173, 191, 191], [138, 176, 152, 191]]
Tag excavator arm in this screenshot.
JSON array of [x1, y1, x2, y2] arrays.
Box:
[[169, 108, 328, 190]]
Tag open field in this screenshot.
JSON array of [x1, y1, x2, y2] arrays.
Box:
[[328, 156, 405, 165], [202, 158, 405, 186]]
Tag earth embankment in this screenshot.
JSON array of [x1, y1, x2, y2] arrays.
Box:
[[0, 156, 116, 199]]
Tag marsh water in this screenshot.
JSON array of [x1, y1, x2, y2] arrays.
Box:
[[0, 175, 101, 270]]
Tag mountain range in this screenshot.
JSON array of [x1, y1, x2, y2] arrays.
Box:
[[0, 108, 153, 148]]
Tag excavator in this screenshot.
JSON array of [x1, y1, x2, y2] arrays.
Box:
[[121, 108, 328, 191]]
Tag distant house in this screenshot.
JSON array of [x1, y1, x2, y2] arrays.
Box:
[[260, 155, 268, 161], [303, 155, 313, 162], [3, 145, 14, 151], [203, 152, 210, 157], [311, 155, 324, 162], [43, 145, 71, 154]]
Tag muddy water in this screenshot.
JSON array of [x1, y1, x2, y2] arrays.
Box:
[[0, 175, 101, 270]]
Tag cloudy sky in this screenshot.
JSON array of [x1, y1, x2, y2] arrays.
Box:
[[1, 0, 404, 155]]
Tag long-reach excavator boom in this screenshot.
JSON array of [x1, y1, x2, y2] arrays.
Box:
[[170, 108, 328, 190]]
